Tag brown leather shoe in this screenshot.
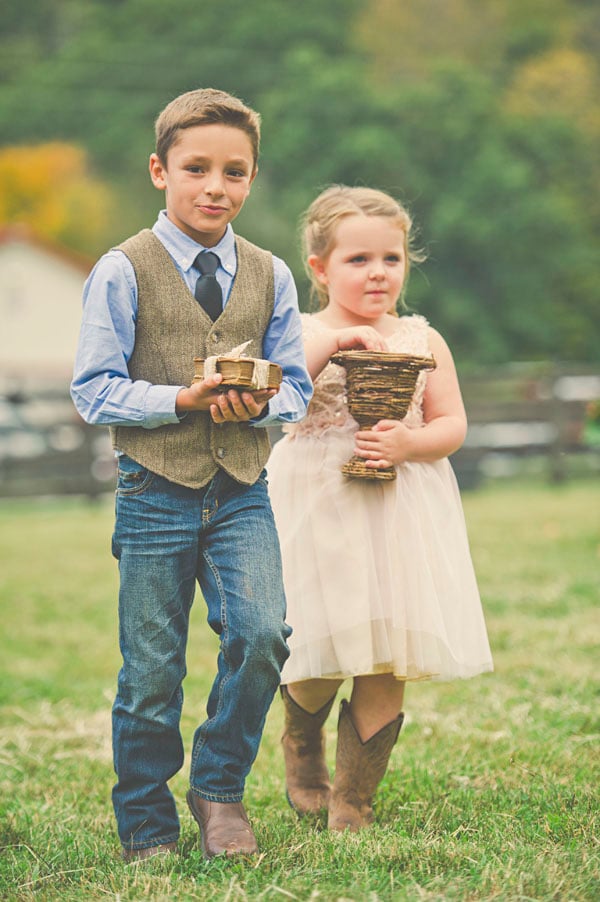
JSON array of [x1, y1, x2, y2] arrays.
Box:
[[122, 842, 177, 863], [186, 790, 258, 859]]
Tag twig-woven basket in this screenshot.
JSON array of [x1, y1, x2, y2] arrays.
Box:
[[331, 350, 436, 480]]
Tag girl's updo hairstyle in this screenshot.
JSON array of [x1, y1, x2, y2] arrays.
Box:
[[301, 185, 424, 311]]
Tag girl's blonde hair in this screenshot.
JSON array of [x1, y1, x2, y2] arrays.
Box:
[[301, 185, 424, 310]]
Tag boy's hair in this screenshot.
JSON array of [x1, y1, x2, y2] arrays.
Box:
[[301, 185, 424, 310], [155, 88, 261, 169]]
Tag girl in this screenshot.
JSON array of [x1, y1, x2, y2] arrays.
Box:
[[267, 185, 493, 832]]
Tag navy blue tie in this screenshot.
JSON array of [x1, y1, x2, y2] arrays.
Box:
[[194, 252, 222, 321]]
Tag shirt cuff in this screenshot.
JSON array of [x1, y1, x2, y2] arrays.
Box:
[[250, 391, 304, 426], [249, 402, 270, 425], [143, 385, 187, 428]]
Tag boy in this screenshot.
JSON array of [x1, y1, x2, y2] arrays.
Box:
[[71, 88, 312, 861]]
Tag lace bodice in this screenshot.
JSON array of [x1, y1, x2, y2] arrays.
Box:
[[285, 313, 431, 438]]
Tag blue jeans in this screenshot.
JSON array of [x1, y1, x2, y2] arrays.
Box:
[[110, 455, 290, 851]]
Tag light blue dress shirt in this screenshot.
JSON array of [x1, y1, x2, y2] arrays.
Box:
[[71, 212, 312, 428]]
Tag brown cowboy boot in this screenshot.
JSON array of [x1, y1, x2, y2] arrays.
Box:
[[281, 685, 336, 815], [186, 791, 258, 859], [328, 699, 404, 832]]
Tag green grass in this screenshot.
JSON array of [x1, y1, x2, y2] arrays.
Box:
[[0, 481, 598, 901]]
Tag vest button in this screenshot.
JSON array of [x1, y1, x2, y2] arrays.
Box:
[[216, 447, 225, 459], [212, 333, 219, 343]]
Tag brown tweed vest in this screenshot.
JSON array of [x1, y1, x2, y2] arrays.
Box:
[[110, 229, 274, 487]]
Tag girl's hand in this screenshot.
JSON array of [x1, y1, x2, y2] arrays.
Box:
[[355, 327, 470, 468], [354, 420, 414, 468], [305, 325, 388, 380], [336, 326, 388, 354]]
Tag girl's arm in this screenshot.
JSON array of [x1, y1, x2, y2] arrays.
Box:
[[305, 324, 388, 381], [354, 327, 467, 467]]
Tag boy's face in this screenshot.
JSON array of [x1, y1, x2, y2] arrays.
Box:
[[149, 124, 257, 247]]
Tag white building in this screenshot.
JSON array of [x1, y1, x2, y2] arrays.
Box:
[[0, 225, 93, 391]]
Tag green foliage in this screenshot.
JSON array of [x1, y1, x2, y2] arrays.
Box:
[[0, 0, 598, 364], [0, 481, 598, 899]]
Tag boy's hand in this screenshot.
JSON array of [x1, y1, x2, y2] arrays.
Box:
[[176, 374, 225, 415], [175, 376, 278, 422], [210, 387, 278, 423]]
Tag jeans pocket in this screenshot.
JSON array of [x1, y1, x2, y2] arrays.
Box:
[[116, 455, 155, 495]]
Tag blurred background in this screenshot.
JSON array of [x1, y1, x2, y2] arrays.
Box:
[[0, 0, 598, 497]]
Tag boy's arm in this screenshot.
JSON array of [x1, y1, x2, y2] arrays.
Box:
[[250, 258, 313, 426], [70, 252, 186, 427]]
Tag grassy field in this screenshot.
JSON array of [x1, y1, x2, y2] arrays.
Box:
[[0, 479, 598, 901]]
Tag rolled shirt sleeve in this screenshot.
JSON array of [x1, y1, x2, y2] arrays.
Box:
[[252, 256, 312, 426], [70, 251, 184, 428]]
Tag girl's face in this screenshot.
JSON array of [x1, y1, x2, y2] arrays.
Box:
[[309, 214, 407, 324]]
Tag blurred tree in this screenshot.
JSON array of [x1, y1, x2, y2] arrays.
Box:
[[349, 0, 600, 364], [0, 142, 114, 255], [0, 0, 359, 165], [0, 0, 364, 240], [0, 0, 89, 78], [353, 0, 506, 81], [381, 66, 600, 366], [0, 0, 597, 363], [353, 0, 586, 83]]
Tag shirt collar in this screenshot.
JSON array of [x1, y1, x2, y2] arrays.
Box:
[[152, 211, 237, 277]]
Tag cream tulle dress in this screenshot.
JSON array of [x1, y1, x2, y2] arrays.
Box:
[[267, 313, 493, 684]]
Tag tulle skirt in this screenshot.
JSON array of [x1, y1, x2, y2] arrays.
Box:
[[267, 427, 493, 684]]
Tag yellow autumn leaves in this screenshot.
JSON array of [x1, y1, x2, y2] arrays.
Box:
[[0, 142, 113, 253]]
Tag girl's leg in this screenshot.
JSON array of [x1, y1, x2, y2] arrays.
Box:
[[329, 673, 405, 832], [349, 673, 405, 741], [281, 678, 342, 815], [287, 678, 343, 713]]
